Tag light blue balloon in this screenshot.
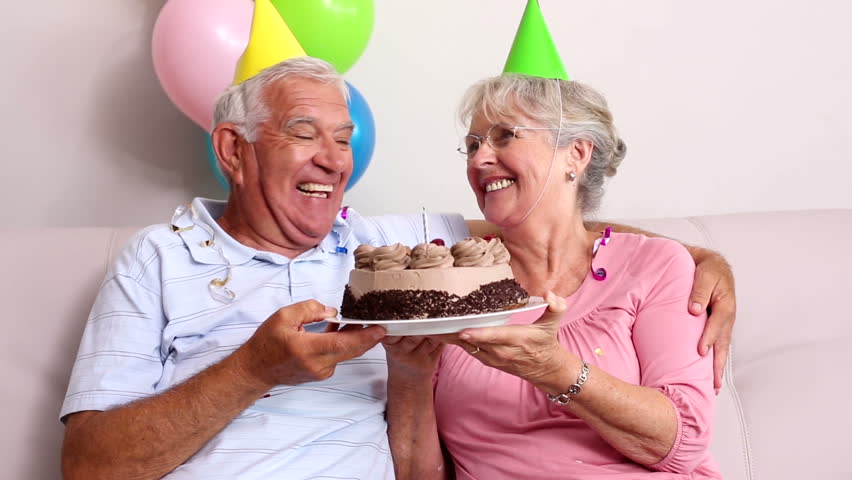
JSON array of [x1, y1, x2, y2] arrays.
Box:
[[346, 81, 375, 191], [204, 82, 375, 192], [205, 133, 229, 192]]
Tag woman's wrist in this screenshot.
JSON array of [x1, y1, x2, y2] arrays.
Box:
[[529, 348, 584, 397]]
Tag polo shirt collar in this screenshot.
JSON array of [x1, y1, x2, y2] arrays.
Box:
[[169, 198, 257, 266], [170, 198, 354, 266]]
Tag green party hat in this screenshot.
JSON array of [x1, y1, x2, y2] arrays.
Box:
[[503, 0, 569, 80]]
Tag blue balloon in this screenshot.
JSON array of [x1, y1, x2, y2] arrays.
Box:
[[346, 81, 375, 191], [204, 82, 375, 192], [205, 133, 230, 192]]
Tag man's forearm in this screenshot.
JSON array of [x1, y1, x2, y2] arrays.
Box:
[[471, 219, 665, 244], [387, 373, 447, 480], [584, 220, 658, 237], [589, 220, 721, 265], [62, 346, 273, 480]]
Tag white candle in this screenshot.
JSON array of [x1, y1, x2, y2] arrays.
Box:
[[421, 206, 430, 244]]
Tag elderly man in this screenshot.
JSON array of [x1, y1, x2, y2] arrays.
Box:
[[60, 57, 734, 479]]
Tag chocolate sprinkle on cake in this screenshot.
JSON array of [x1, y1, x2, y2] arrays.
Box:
[[340, 279, 529, 320]]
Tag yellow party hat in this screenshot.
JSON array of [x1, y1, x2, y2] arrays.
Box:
[[232, 0, 306, 84]]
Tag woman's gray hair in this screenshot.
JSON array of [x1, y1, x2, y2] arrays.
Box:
[[212, 56, 349, 142], [459, 74, 627, 214]]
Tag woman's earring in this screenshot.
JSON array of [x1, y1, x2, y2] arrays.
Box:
[[568, 171, 577, 182]]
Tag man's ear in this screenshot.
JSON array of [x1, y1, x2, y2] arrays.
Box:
[[566, 139, 594, 177], [211, 124, 246, 186]]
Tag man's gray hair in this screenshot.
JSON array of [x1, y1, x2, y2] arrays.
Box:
[[459, 75, 627, 215], [212, 56, 349, 142]]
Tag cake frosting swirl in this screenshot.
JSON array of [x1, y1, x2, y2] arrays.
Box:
[[369, 243, 412, 271], [450, 236, 511, 267], [487, 237, 510, 264], [353, 244, 376, 269], [410, 243, 454, 269]]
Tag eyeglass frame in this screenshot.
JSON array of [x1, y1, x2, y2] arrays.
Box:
[[457, 123, 561, 159]]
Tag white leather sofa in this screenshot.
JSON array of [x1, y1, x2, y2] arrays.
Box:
[[2, 209, 850, 479]]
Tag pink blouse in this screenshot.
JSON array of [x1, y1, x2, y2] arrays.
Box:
[[433, 233, 721, 479]]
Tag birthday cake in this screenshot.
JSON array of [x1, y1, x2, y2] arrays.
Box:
[[340, 236, 529, 320]]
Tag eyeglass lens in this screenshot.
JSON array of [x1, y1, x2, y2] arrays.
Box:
[[461, 125, 516, 156]]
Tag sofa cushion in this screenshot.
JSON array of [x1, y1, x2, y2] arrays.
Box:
[[635, 210, 852, 480], [2, 212, 850, 479], [0, 227, 137, 479]]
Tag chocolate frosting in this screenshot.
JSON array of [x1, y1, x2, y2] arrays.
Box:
[[371, 243, 411, 271], [451, 237, 495, 267], [487, 237, 511, 265], [410, 243, 454, 269], [353, 237, 510, 271], [354, 244, 376, 269]]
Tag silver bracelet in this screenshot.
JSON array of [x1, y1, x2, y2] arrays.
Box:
[[547, 361, 590, 406]]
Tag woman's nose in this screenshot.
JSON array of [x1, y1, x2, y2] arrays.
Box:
[[468, 144, 497, 168]]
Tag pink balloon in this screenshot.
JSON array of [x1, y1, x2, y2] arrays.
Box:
[[152, 0, 253, 131]]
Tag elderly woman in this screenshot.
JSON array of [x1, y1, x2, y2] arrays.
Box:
[[385, 74, 722, 479]]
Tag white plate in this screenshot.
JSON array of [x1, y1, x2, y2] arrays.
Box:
[[329, 296, 547, 336]]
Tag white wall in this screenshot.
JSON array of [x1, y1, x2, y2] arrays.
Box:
[[3, 0, 850, 228]]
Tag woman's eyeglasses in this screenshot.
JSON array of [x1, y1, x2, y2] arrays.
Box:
[[458, 124, 559, 159]]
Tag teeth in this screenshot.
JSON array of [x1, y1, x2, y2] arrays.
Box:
[[296, 183, 332, 199], [297, 183, 333, 192], [297, 190, 328, 198], [485, 179, 515, 192]]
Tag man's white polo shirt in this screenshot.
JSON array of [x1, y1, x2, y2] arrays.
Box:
[[61, 198, 468, 479]]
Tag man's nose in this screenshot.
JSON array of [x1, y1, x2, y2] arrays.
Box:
[[314, 137, 351, 173]]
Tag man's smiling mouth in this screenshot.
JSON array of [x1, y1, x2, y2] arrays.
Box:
[[297, 183, 333, 198]]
